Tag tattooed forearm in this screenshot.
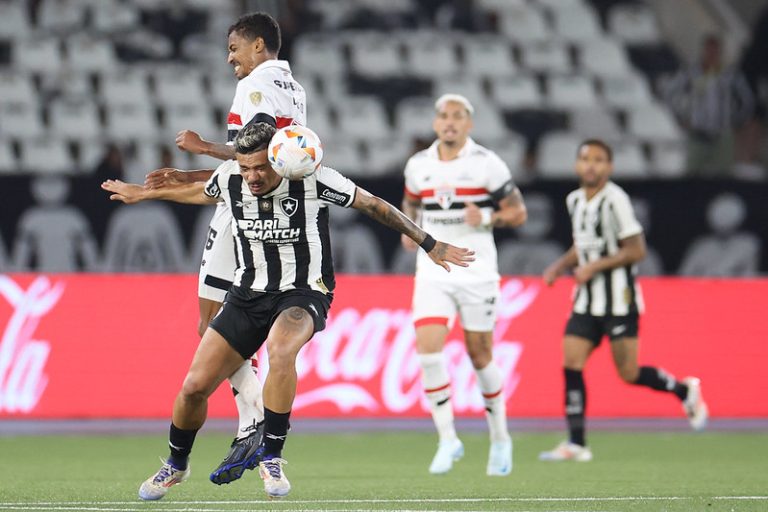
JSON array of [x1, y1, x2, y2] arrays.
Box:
[[355, 189, 427, 244]]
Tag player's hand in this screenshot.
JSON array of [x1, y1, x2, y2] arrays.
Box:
[[573, 264, 596, 285], [427, 241, 475, 272], [463, 202, 483, 227], [145, 168, 186, 189], [101, 179, 146, 204], [176, 130, 207, 154], [542, 264, 560, 286], [401, 233, 418, 251]]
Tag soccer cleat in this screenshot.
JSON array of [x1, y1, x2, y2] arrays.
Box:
[[138, 458, 190, 501], [209, 424, 264, 485], [428, 438, 464, 474], [682, 377, 709, 431], [259, 458, 291, 498], [538, 441, 593, 462], [486, 439, 513, 476]]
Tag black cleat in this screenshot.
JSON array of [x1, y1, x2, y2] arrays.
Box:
[[209, 422, 264, 485]]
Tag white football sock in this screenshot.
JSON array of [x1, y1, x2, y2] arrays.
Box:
[[228, 359, 264, 439], [419, 352, 457, 443], [476, 362, 511, 443]]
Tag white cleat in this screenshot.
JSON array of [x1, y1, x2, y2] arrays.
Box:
[[538, 441, 593, 462], [682, 377, 709, 431], [429, 438, 464, 474], [259, 458, 291, 499], [138, 458, 190, 501], [486, 439, 513, 476]]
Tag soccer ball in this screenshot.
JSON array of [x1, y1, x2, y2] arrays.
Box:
[[268, 125, 324, 180]]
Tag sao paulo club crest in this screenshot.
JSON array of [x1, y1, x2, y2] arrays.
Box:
[[435, 187, 455, 210]]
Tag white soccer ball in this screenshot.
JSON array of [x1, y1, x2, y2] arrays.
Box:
[[268, 125, 324, 180]]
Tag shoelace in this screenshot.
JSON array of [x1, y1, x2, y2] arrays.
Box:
[[153, 463, 175, 484], [263, 458, 287, 479]]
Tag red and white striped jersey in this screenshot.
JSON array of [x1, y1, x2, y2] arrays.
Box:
[[227, 59, 306, 141], [404, 138, 515, 282]]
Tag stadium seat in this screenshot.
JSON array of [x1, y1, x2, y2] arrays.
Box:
[[0, 1, 30, 38], [208, 74, 239, 111], [569, 107, 621, 139], [578, 38, 632, 77], [498, 4, 551, 43], [476, 0, 527, 14], [460, 35, 516, 78], [306, 104, 335, 141], [317, 75, 352, 103], [100, 69, 153, 108], [487, 134, 526, 172], [64, 36, 118, 74], [105, 103, 160, 143], [321, 138, 363, 175], [0, 140, 16, 173], [626, 102, 683, 141], [37, 0, 86, 33], [611, 141, 649, 178], [334, 96, 391, 139], [521, 41, 571, 74], [49, 98, 103, 141], [363, 136, 412, 176], [19, 138, 75, 174], [600, 72, 655, 108], [162, 104, 218, 142], [470, 102, 510, 144], [394, 96, 439, 139], [608, 3, 661, 45], [490, 75, 542, 109], [0, 102, 46, 140], [550, 2, 603, 42], [0, 72, 36, 108], [12, 38, 62, 75], [92, 1, 141, 33], [650, 141, 687, 178], [405, 38, 459, 78], [433, 75, 486, 104], [537, 131, 582, 178], [349, 34, 403, 77], [153, 67, 207, 108], [293, 34, 347, 77], [546, 74, 597, 109]]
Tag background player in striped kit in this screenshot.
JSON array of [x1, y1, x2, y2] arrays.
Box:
[[145, 13, 306, 484], [400, 94, 528, 476], [539, 139, 709, 463], [103, 122, 475, 499]]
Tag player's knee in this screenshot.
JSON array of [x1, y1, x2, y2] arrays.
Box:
[[467, 349, 492, 369], [618, 365, 639, 383], [180, 373, 213, 402], [266, 341, 298, 372]]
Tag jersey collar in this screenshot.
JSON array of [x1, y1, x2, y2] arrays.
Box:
[[427, 137, 476, 160], [248, 59, 292, 78]]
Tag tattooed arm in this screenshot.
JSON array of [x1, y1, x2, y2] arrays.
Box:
[[351, 187, 474, 271], [399, 193, 422, 251]]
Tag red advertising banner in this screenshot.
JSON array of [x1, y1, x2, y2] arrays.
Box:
[[0, 274, 766, 419]]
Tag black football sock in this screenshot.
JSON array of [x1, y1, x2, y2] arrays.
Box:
[[168, 423, 198, 470], [634, 366, 688, 400], [262, 408, 291, 459], [565, 368, 586, 447]]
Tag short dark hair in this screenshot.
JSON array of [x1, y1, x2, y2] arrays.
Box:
[[234, 122, 276, 154], [228, 12, 281, 54], [578, 139, 613, 161]]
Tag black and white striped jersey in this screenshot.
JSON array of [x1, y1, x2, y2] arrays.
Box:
[[204, 161, 356, 295], [566, 181, 645, 317]]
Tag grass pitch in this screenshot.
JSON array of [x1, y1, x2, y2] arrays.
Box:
[[0, 430, 766, 512]]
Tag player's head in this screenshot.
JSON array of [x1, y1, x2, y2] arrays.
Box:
[[433, 93, 474, 146], [234, 122, 280, 195], [227, 12, 282, 79], [575, 139, 613, 188]]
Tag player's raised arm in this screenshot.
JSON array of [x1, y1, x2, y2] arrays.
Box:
[[351, 187, 475, 272], [176, 129, 236, 161], [144, 167, 215, 189], [101, 179, 217, 205]]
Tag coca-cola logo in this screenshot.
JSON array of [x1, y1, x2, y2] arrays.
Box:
[[259, 279, 541, 415], [0, 276, 64, 413]]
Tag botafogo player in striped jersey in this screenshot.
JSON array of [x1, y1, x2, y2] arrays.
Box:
[[145, 13, 306, 485], [539, 139, 709, 463], [102, 122, 475, 499], [400, 94, 528, 477]]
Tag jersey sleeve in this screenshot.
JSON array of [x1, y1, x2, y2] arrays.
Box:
[[610, 191, 644, 240], [403, 157, 420, 200], [485, 152, 516, 203], [227, 79, 278, 142], [204, 161, 233, 199], [315, 166, 357, 207]]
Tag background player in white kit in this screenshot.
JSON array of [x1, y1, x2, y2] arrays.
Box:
[[538, 140, 708, 462], [400, 94, 528, 476], [144, 13, 306, 484]]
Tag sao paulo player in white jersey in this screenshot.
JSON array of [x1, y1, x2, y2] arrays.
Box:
[[143, 13, 306, 485], [538, 140, 708, 462], [401, 94, 528, 476]]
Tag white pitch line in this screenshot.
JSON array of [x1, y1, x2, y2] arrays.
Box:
[[0, 508, 610, 512]]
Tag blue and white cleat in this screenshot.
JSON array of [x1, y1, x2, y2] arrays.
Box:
[[259, 458, 291, 498], [209, 425, 264, 485], [487, 439, 513, 476], [428, 438, 464, 474], [138, 458, 190, 501]]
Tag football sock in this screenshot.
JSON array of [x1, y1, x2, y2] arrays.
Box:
[[564, 368, 586, 447], [228, 359, 265, 439], [168, 423, 198, 470], [635, 366, 688, 400], [419, 352, 457, 443], [262, 408, 291, 459], [475, 361, 511, 443]]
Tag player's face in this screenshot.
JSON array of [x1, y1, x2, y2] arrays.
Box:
[[575, 144, 612, 188], [237, 150, 281, 196], [433, 101, 473, 145], [227, 32, 261, 79]]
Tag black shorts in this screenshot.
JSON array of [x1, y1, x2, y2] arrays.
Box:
[[209, 286, 332, 360], [564, 313, 639, 346]]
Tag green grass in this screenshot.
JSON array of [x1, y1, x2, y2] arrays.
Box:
[[1, 431, 766, 511]]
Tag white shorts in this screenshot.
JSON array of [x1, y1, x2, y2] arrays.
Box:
[[411, 279, 500, 332], [198, 202, 237, 303]]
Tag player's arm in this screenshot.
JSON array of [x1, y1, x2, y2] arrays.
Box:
[[543, 245, 579, 286], [573, 234, 647, 285], [101, 179, 217, 205], [352, 187, 474, 272], [144, 167, 215, 189], [176, 130, 236, 160], [400, 191, 422, 251]]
